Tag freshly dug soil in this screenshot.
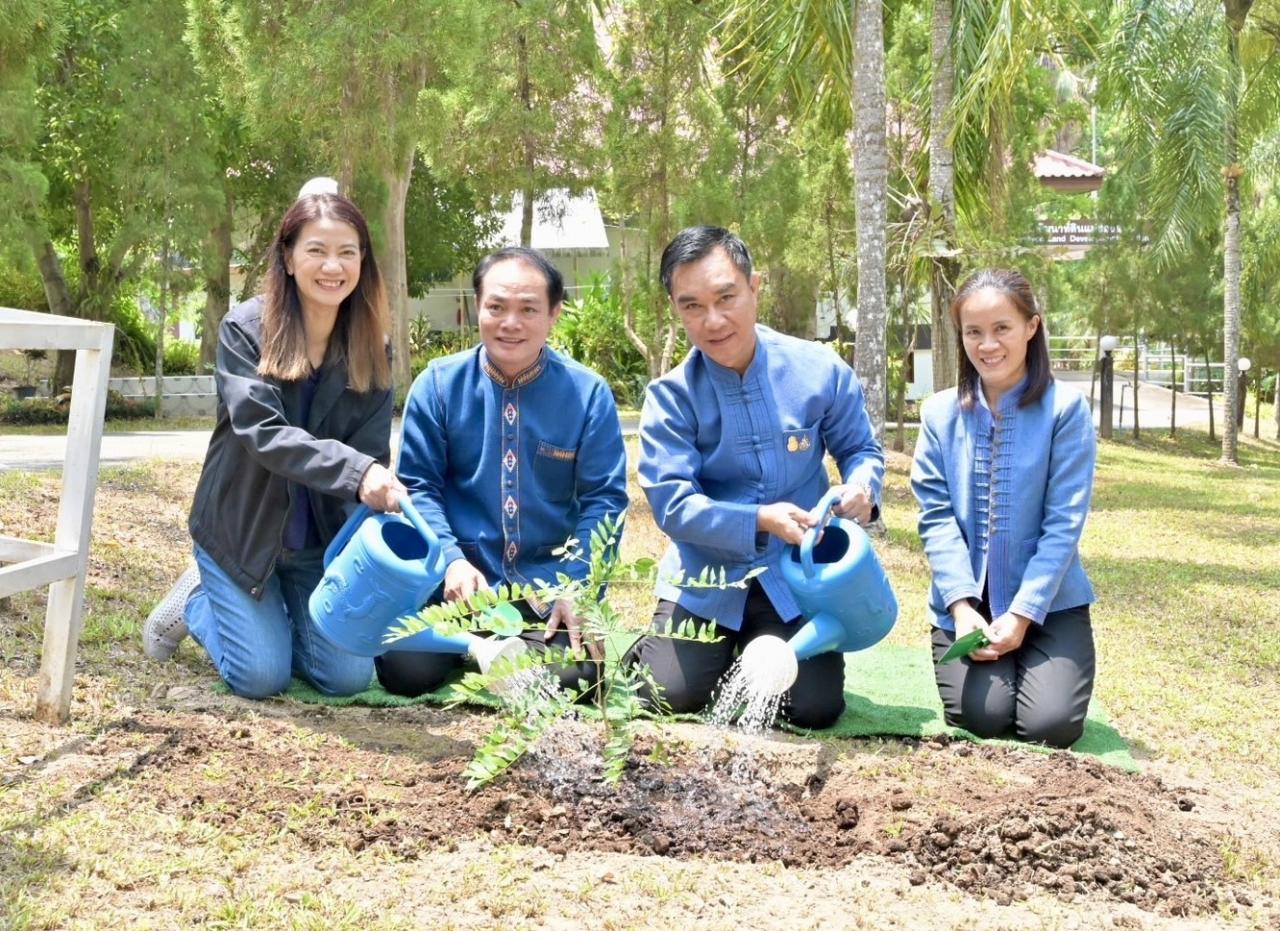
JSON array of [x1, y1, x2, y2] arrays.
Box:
[[59, 705, 1247, 920]]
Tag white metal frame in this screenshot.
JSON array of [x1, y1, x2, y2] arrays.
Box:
[[1, 307, 114, 723]]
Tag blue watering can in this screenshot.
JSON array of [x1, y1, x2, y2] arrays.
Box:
[[309, 497, 526, 671], [739, 488, 898, 695]]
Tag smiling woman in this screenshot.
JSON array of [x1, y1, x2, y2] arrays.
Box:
[[911, 267, 1097, 749], [141, 187, 408, 702]]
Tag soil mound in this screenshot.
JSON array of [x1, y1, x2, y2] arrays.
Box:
[[92, 711, 1248, 919]]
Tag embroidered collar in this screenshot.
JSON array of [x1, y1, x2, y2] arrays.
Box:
[[702, 324, 766, 384], [976, 373, 1029, 416], [481, 347, 548, 389]]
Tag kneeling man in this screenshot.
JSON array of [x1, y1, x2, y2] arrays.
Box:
[[378, 247, 628, 696], [629, 226, 884, 728]]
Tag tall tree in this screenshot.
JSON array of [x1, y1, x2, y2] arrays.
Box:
[[4, 0, 220, 388], [599, 0, 731, 380], [187, 0, 443, 390], [851, 0, 890, 432], [927, 0, 959, 391], [421, 0, 600, 247], [1101, 0, 1280, 464], [722, 0, 891, 435]]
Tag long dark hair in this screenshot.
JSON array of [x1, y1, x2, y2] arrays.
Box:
[[950, 268, 1051, 410], [259, 193, 390, 392]]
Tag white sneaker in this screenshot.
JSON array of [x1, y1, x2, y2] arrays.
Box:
[[142, 565, 201, 660]]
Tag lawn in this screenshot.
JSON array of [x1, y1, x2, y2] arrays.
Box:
[[1, 428, 1278, 928]]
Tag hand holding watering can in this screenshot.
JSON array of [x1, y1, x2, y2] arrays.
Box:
[[309, 496, 527, 676], [739, 488, 898, 696]]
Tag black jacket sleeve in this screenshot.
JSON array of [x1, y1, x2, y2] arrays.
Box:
[[215, 312, 377, 501]]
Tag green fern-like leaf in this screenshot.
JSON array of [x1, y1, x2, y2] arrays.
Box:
[[462, 692, 574, 790]]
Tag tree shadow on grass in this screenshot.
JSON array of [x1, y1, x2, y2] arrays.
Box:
[[1086, 553, 1280, 602]]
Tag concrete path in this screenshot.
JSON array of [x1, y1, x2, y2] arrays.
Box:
[[0, 379, 1233, 473], [1, 414, 644, 472], [1055, 371, 1216, 431]]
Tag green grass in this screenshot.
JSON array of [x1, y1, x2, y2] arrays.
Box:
[[1077, 433, 1280, 782], [2, 429, 1280, 924], [1, 416, 216, 435]]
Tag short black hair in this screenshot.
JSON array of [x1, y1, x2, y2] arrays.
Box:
[[659, 225, 753, 295], [472, 246, 565, 307]]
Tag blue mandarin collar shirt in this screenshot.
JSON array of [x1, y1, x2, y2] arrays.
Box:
[[638, 325, 885, 629], [397, 345, 628, 611], [910, 377, 1096, 630]]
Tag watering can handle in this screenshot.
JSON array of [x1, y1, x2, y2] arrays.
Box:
[[398, 496, 441, 555], [799, 488, 844, 579], [321, 496, 441, 569]]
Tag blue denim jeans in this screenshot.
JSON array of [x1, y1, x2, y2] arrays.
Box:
[[184, 544, 374, 699]]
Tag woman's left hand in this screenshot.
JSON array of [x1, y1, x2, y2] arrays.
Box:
[[982, 612, 1032, 657], [358, 462, 407, 513]]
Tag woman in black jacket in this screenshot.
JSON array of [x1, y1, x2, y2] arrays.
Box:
[[142, 186, 406, 698]]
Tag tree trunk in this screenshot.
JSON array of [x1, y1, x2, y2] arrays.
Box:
[[75, 179, 100, 300], [1220, 9, 1249, 463], [518, 30, 536, 247], [1206, 352, 1216, 441], [1132, 327, 1140, 440], [927, 0, 958, 393], [1273, 371, 1279, 439], [851, 0, 888, 437], [382, 149, 416, 393], [28, 234, 75, 319], [825, 195, 844, 344], [1169, 348, 1177, 438], [28, 232, 78, 391], [1253, 371, 1261, 438], [155, 247, 169, 420], [49, 181, 104, 389], [202, 185, 234, 369]]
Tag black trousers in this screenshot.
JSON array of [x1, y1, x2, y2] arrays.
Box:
[[375, 599, 600, 698], [624, 580, 846, 729], [931, 602, 1095, 749]]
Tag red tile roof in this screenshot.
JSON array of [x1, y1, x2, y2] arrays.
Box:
[[1033, 149, 1105, 180]]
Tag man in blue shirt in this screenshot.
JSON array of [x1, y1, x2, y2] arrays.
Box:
[[377, 247, 628, 697], [629, 226, 885, 728]]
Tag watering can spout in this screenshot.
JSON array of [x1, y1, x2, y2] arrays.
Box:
[[786, 612, 844, 662]]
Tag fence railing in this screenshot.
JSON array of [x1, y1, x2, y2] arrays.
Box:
[[1048, 335, 1096, 372], [1065, 339, 1227, 397]]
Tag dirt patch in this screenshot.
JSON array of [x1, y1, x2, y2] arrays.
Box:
[[41, 705, 1255, 921]]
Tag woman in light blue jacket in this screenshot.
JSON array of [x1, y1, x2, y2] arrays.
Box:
[[911, 268, 1096, 748]]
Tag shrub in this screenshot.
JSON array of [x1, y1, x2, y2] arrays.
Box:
[[106, 293, 157, 373], [0, 389, 156, 425], [408, 324, 471, 379], [552, 274, 649, 407], [163, 340, 201, 375]]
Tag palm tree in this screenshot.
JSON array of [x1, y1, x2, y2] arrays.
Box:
[[1101, 0, 1280, 465], [928, 0, 960, 392], [722, 1, 890, 436]]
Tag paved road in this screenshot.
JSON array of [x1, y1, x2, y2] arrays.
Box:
[[1, 377, 1226, 473], [1, 415, 643, 472], [1055, 371, 1215, 430]]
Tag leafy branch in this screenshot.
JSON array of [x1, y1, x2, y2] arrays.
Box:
[[386, 511, 762, 790]]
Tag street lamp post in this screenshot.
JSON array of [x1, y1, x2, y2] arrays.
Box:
[[1099, 335, 1118, 439], [1237, 357, 1252, 432]]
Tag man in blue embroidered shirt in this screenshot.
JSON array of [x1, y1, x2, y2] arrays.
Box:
[[377, 247, 629, 697], [628, 226, 885, 728]]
